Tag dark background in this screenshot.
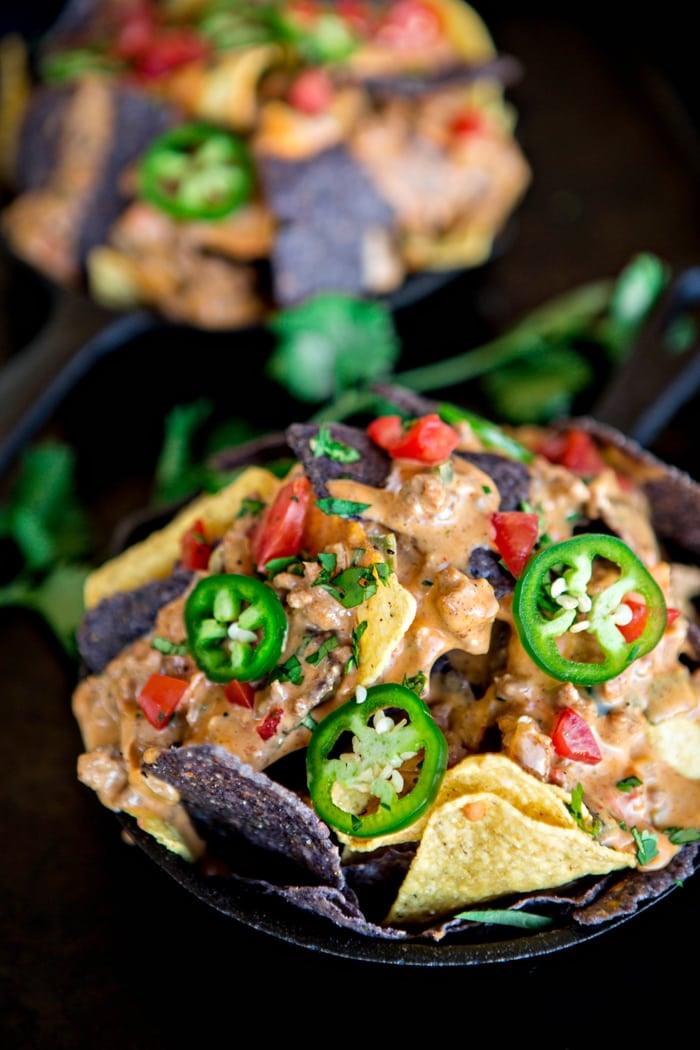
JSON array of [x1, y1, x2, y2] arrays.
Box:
[[2, 3, 700, 1045]]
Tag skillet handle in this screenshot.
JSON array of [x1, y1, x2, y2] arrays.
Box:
[[0, 292, 160, 479], [591, 266, 700, 446]]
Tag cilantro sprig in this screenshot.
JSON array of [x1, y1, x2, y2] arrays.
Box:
[[267, 253, 678, 426], [0, 442, 94, 658]]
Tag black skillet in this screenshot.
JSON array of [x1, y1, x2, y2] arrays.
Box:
[[48, 265, 697, 968]]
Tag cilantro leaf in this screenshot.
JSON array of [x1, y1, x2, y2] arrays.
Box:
[[267, 293, 401, 403], [630, 826, 659, 866], [454, 908, 554, 930], [0, 442, 91, 572], [316, 497, 371, 518], [0, 562, 91, 657]]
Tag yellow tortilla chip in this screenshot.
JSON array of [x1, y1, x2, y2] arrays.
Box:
[[648, 714, 700, 779], [357, 569, 417, 687], [433, 752, 577, 824], [84, 466, 281, 608], [427, 0, 496, 62], [386, 790, 634, 925], [340, 751, 577, 853]]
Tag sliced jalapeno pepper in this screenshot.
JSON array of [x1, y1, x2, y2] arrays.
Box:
[[512, 533, 667, 685], [184, 574, 287, 683], [138, 123, 253, 221], [306, 682, 448, 839]]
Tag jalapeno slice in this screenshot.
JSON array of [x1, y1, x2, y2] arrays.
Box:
[[138, 123, 253, 221], [512, 533, 667, 685], [306, 683, 448, 839], [184, 574, 287, 683]]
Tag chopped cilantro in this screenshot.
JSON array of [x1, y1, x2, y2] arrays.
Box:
[[310, 425, 361, 463], [402, 671, 427, 696], [271, 654, 304, 686], [666, 827, 700, 846], [314, 564, 378, 608], [346, 620, 367, 672], [616, 776, 642, 793], [629, 826, 659, 866], [316, 497, 371, 518], [566, 782, 601, 837], [306, 636, 339, 666]]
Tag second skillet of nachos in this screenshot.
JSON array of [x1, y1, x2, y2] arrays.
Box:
[[72, 387, 700, 940], [0, 0, 530, 330]]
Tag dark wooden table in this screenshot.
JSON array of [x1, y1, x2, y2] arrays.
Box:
[[2, 5, 700, 1045]]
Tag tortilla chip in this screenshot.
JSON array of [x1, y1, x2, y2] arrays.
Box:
[[434, 753, 577, 823], [648, 715, 700, 779], [339, 751, 577, 853], [357, 568, 417, 687], [386, 790, 634, 925], [84, 466, 280, 608]]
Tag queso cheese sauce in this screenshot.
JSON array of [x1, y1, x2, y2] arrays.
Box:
[[72, 408, 700, 923]]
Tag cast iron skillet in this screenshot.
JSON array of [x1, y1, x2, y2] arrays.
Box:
[[55, 268, 696, 968], [1, 256, 698, 964]]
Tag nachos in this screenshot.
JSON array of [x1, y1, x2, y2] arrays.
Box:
[[0, 0, 530, 328], [70, 386, 700, 940]]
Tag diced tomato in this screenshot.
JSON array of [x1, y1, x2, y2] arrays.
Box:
[[132, 29, 210, 79], [137, 673, 188, 730], [256, 707, 283, 741], [551, 706, 602, 765], [367, 413, 459, 464], [450, 110, 487, 138], [288, 67, 334, 114], [666, 607, 680, 628], [224, 680, 255, 709], [180, 518, 213, 571], [250, 475, 312, 572], [490, 510, 539, 578], [616, 596, 648, 643], [286, 0, 322, 26], [112, 1, 158, 60], [538, 429, 607, 477], [373, 0, 445, 49], [335, 0, 377, 36]]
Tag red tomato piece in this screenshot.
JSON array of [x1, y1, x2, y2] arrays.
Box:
[[180, 518, 213, 571], [288, 67, 334, 114], [373, 0, 445, 49], [366, 414, 404, 449], [256, 707, 283, 741], [490, 510, 539, 578], [112, 1, 157, 60], [666, 607, 680, 627], [137, 673, 188, 730], [133, 29, 210, 79], [450, 110, 487, 138], [224, 680, 255, 709], [251, 475, 312, 572], [551, 707, 602, 765], [335, 0, 377, 35], [367, 413, 459, 464], [616, 596, 649, 643], [538, 429, 607, 477]]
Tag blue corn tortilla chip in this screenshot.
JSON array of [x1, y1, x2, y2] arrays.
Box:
[[77, 566, 193, 674], [258, 145, 397, 304], [143, 743, 347, 888], [285, 422, 391, 499]]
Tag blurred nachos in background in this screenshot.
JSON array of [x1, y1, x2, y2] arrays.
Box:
[[0, 0, 530, 329]]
